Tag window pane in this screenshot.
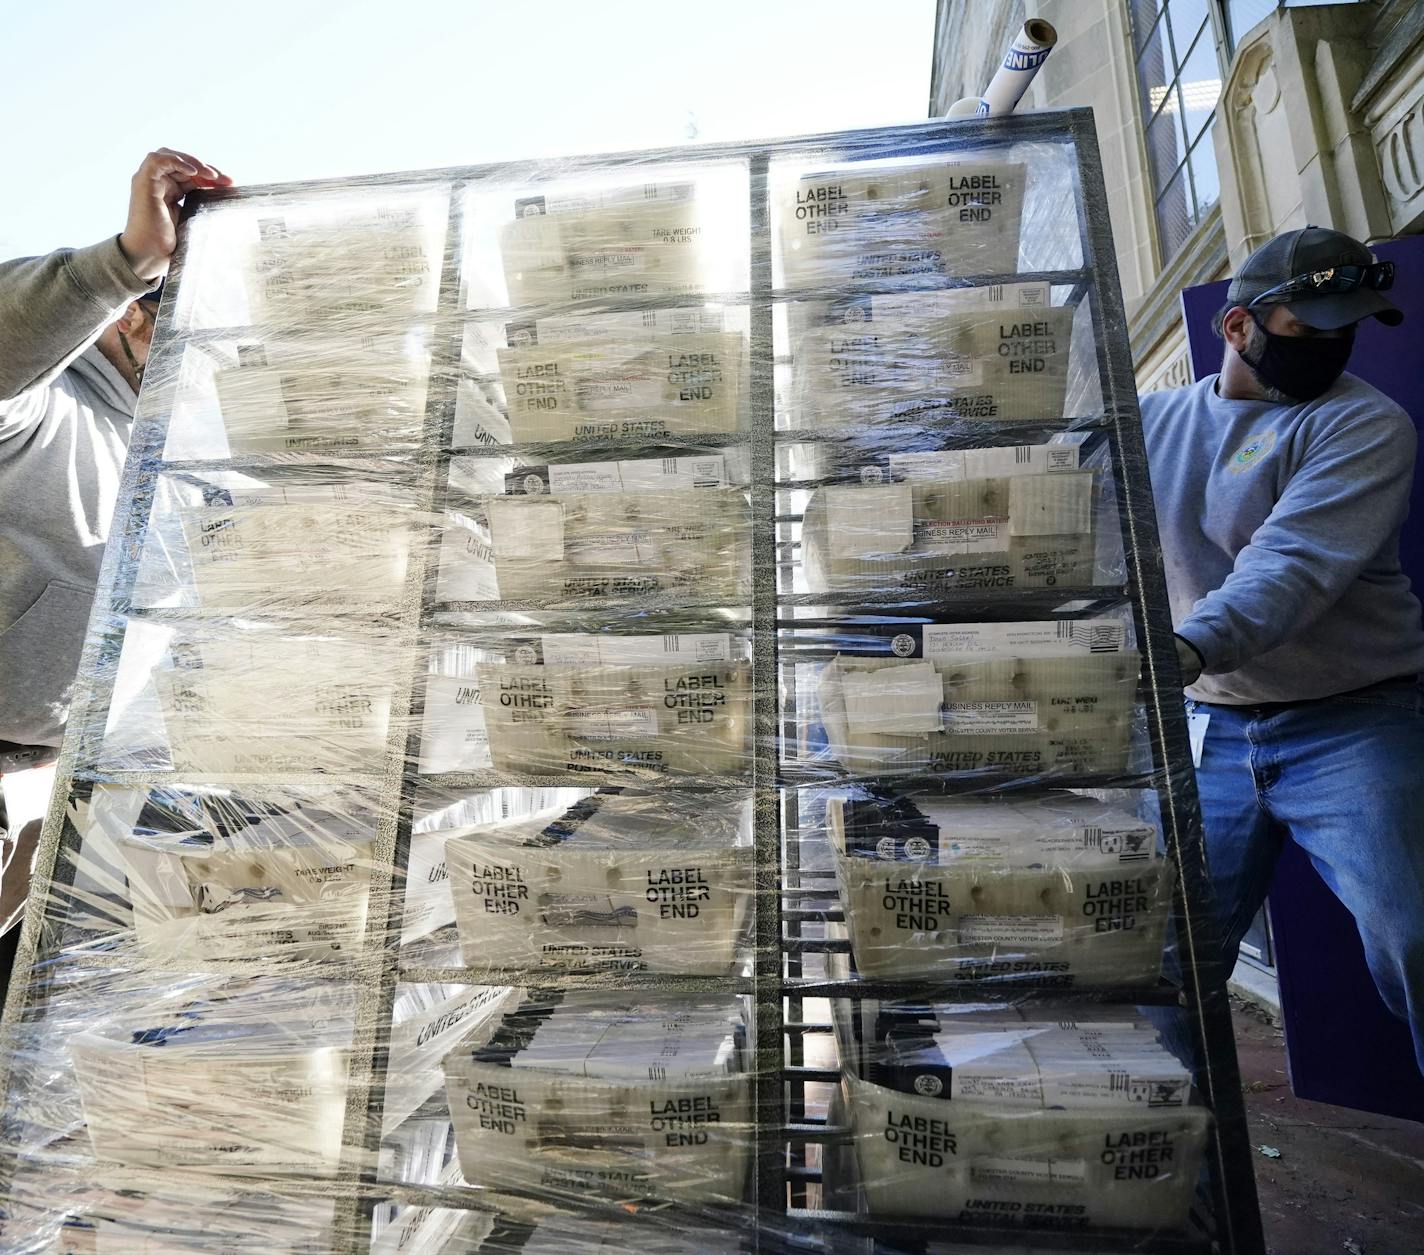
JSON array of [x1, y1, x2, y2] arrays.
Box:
[[1166, 0, 1210, 54], [1176, 26, 1223, 144], [1135, 20, 1172, 125], [1189, 123, 1221, 217], [1145, 100, 1189, 192], [1157, 169, 1195, 260], [1129, 0, 1165, 53], [1224, 0, 1278, 50]]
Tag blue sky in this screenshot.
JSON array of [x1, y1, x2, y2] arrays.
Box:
[[0, 0, 937, 259]]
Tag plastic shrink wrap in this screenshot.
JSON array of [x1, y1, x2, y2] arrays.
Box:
[[0, 113, 1253, 1254]]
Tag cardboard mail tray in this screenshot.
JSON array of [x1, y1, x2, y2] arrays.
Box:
[[497, 331, 743, 443], [827, 791, 1169, 987], [817, 650, 1137, 778], [445, 790, 752, 975], [801, 470, 1095, 595], [483, 487, 749, 603], [788, 293, 1074, 428], [473, 659, 752, 780], [443, 993, 750, 1205], [152, 632, 397, 776], [843, 1078, 1209, 1231], [779, 159, 1027, 288], [70, 984, 352, 1177]]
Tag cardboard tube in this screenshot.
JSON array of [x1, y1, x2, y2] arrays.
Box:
[[949, 18, 1058, 119]]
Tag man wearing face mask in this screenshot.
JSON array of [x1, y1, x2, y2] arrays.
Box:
[[1140, 226, 1424, 1073], [0, 149, 230, 995]]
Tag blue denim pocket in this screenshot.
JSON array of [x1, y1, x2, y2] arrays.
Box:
[[1328, 678, 1424, 715]]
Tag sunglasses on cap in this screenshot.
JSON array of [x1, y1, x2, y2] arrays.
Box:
[[1248, 260, 1395, 309]]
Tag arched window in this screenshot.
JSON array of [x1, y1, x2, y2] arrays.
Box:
[[1128, 1, 1362, 263]]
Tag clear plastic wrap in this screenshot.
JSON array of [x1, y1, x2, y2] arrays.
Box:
[[0, 113, 1261, 1254]]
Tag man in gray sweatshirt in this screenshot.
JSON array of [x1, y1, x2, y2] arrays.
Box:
[[1140, 226, 1424, 1073], [0, 149, 229, 982]]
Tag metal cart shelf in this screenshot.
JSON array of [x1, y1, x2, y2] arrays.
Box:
[[0, 110, 1263, 1254]]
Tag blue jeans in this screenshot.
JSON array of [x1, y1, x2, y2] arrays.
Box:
[[1191, 678, 1424, 1074]]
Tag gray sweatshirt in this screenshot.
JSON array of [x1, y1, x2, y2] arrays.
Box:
[[1140, 371, 1424, 705], [0, 237, 153, 747]]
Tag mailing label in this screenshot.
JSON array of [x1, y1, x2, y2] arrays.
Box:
[[889, 443, 1080, 483], [1010, 282, 1051, 307], [829, 483, 914, 558], [921, 619, 1126, 660], [564, 530, 655, 566], [970, 1157, 1087, 1185], [877, 282, 1051, 320], [1009, 472, 1093, 537], [545, 462, 624, 493], [540, 633, 733, 666], [942, 700, 1039, 735], [568, 707, 660, 741], [942, 822, 1155, 864], [537, 455, 726, 495], [918, 516, 1008, 556], [535, 307, 726, 343], [225, 482, 357, 507], [536, 180, 696, 216], [842, 662, 942, 734], [887, 450, 967, 482], [962, 443, 1079, 479], [958, 914, 1065, 946], [950, 1069, 1043, 1105], [615, 455, 726, 491], [1043, 1070, 1191, 1108], [489, 500, 564, 559]]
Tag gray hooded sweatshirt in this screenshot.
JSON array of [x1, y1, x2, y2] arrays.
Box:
[[0, 237, 154, 747]]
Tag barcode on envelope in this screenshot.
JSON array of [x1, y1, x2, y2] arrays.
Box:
[[657, 456, 720, 488]]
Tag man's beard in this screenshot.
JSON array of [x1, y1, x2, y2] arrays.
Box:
[[1240, 318, 1295, 404]]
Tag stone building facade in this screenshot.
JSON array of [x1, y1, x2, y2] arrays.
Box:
[[930, 0, 1423, 395]]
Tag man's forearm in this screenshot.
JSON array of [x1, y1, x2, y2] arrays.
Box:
[[0, 818, 41, 935], [0, 237, 153, 405]]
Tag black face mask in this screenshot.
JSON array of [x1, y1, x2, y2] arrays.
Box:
[[1241, 313, 1354, 402]]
